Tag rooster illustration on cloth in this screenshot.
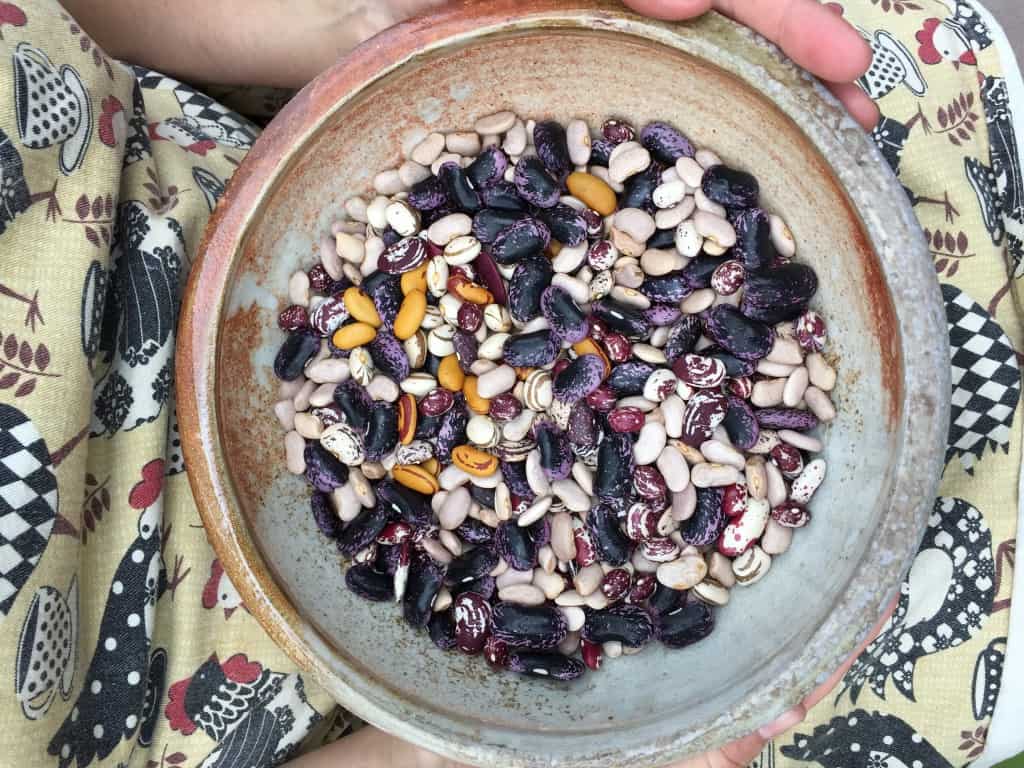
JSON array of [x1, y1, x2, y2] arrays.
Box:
[[916, 0, 992, 67]]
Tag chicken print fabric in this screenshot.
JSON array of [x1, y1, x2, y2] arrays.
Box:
[[0, 1, 1020, 767]]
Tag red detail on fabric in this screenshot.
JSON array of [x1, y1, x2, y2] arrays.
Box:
[[0, 3, 27, 30], [960, 49, 977, 65], [186, 140, 216, 156], [129, 458, 165, 509], [221, 653, 262, 683], [202, 559, 224, 610], [916, 19, 943, 64], [165, 676, 197, 735], [99, 96, 124, 147]]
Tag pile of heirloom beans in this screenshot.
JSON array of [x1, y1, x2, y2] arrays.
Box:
[[273, 111, 838, 681]]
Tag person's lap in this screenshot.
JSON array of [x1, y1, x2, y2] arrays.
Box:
[[0, 1, 1019, 766]]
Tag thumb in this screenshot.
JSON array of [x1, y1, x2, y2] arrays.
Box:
[[621, 0, 713, 20]]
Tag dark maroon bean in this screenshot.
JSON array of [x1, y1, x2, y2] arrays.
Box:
[[534, 420, 573, 480], [338, 504, 389, 557], [345, 563, 394, 602], [770, 441, 804, 476], [582, 604, 655, 648], [582, 207, 604, 237], [466, 145, 509, 188], [452, 591, 492, 654], [376, 479, 431, 526], [619, 163, 662, 212], [502, 330, 559, 367], [407, 175, 449, 211], [624, 501, 660, 541], [601, 568, 633, 602], [603, 332, 632, 363], [513, 156, 561, 209], [567, 401, 598, 447], [420, 389, 455, 417], [403, 554, 447, 627], [454, 518, 493, 546], [658, 599, 714, 649], [453, 329, 478, 373], [607, 361, 657, 396], [702, 165, 760, 208], [438, 161, 482, 213], [457, 302, 483, 333], [278, 304, 308, 332], [626, 573, 658, 605], [308, 264, 334, 294], [379, 236, 429, 274], [428, 610, 458, 650], [492, 217, 552, 265], [435, 397, 470, 459], [551, 355, 604, 402], [311, 491, 342, 538], [645, 304, 681, 327], [533, 120, 573, 181], [741, 264, 819, 324], [602, 119, 635, 144], [647, 227, 677, 250], [723, 396, 760, 451], [446, 545, 500, 587], [364, 403, 399, 462], [491, 602, 567, 649], [507, 651, 585, 680], [508, 257, 554, 323], [310, 294, 349, 337], [682, 255, 726, 290], [732, 208, 777, 272], [592, 298, 651, 338], [332, 379, 372, 433], [663, 315, 703, 363], [681, 487, 726, 547], [473, 208, 530, 244], [500, 458, 532, 496], [640, 272, 692, 303], [495, 520, 538, 570], [586, 385, 618, 413], [587, 503, 633, 566], [538, 203, 587, 247], [640, 121, 695, 164], [681, 390, 728, 447], [704, 305, 774, 362], [489, 393, 523, 421], [607, 406, 645, 434], [480, 180, 528, 211], [367, 330, 410, 381], [484, 635, 510, 668], [305, 442, 350, 492], [274, 332, 319, 381], [473, 250, 509, 306]]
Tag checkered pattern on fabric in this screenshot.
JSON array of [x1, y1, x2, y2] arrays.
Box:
[[943, 283, 1021, 472], [0, 405, 56, 616], [132, 66, 257, 147]]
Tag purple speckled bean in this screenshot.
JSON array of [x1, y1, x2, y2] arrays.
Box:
[[704, 304, 774, 362], [681, 487, 726, 547], [513, 156, 561, 209], [368, 276, 403, 331], [567, 401, 598, 447], [502, 330, 559, 367], [311, 491, 343, 538], [407, 175, 449, 211], [500, 460, 535, 500], [644, 304, 682, 327], [640, 121, 695, 164], [508, 258, 554, 324], [368, 330, 410, 382], [491, 217, 552, 265], [305, 442, 350, 492], [553, 354, 605, 401], [723, 396, 760, 450], [755, 407, 819, 431], [453, 329, 478, 373], [436, 396, 470, 459], [534, 419, 573, 480], [542, 286, 589, 344]]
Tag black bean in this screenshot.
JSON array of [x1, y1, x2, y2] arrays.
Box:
[[491, 217, 551, 265], [446, 545, 500, 586], [607, 362, 657, 396], [703, 304, 774, 362], [274, 332, 319, 381], [466, 145, 509, 188], [732, 208, 777, 272], [407, 175, 448, 211], [435, 397, 470, 460], [469, 485, 496, 510], [535, 420, 573, 480], [538, 203, 587, 247], [663, 314, 703, 363], [647, 227, 676, 250], [304, 442, 349, 492], [311, 491, 342, 538], [491, 602, 567, 649], [702, 165, 760, 209], [640, 272, 692, 303], [741, 264, 819, 324], [755, 407, 819, 432], [534, 120, 573, 181], [587, 503, 632, 566], [450, 574, 496, 600], [582, 605, 655, 648], [591, 299, 651, 338], [428, 610, 458, 650], [480, 180, 528, 211], [337, 504, 388, 557], [495, 520, 537, 570], [438, 161, 481, 213], [506, 651, 585, 680], [619, 163, 661, 212], [455, 517, 494, 545], [681, 255, 726, 290], [368, 330, 411, 381], [403, 555, 446, 627], [658, 599, 715, 649], [508, 257, 553, 323], [513, 156, 561, 209], [364, 402, 399, 462], [499, 460, 534, 499], [640, 121, 695, 164], [648, 584, 685, 616], [701, 346, 757, 378], [375, 479, 431, 526], [332, 379, 372, 433], [723, 396, 760, 451], [345, 564, 394, 602], [502, 330, 559, 367], [589, 137, 615, 166], [473, 208, 530, 244], [680, 487, 726, 547]]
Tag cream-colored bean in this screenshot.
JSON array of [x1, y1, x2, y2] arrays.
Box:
[[641, 248, 685, 276], [700, 440, 746, 471], [292, 379, 317, 412], [679, 288, 715, 314], [783, 366, 810, 407], [502, 120, 528, 155], [410, 132, 446, 165], [765, 461, 788, 507], [804, 386, 837, 422], [533, 568, 567, 600], [807, 352, 837, 391], [778, 429, 823, 453], [284, 430, 306, 474], [446, 131, 481, 156], [608, 141, 652, 183], [761, 519, 794, 555], [745, 456, 768, 500], [690, 462, 740, 488], [675, 156, 704, 187], [373, 169, 404, 195], [672, 485, 697, 522], [694, 188, 726, 217], [769, 213, 796, 257], [751, 378, 786, 407], [757, 359, 798, 378]]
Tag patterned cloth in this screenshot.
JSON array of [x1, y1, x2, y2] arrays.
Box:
[[0, 1, 1019, 767]]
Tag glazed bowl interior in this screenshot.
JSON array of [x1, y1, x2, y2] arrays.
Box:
[[183, 5, 947, 767]]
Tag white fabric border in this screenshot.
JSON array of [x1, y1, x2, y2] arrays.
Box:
[[967, 3, 1024, 765]]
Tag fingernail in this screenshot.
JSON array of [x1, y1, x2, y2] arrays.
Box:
[[757, 705, 806, 739]]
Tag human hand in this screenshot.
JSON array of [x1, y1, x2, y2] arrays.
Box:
[[622, 0, 879, 130]]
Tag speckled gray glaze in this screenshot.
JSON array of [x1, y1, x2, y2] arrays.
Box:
[[177, 4, 949, 767]]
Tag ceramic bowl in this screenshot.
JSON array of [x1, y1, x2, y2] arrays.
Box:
[[177, 2, 949, 766]]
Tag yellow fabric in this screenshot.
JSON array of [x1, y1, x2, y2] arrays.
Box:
[[0, 1, 1018, 767]]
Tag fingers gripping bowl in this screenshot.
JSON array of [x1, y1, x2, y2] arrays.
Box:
[[177, 3, 948, 767]]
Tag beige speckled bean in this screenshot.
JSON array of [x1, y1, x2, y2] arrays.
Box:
[[656, 554, 707, 590], [610, 285, 651, 310], [613, 258, 645, 288], [551, 242, 588, 273], [285, 430, 306, 474], [551, 479, 589, 513], [733, 545, 771, 585], [319, 234, 344, 280], [804, 386, 837, 422], [551, 274, 590, 305], [428, 213, 473, 246], [584, 590, 609, 610], [656, 444, 690, 492], [496, 568, 533, 590], [783, 366, 810, 407], [550, 512, 577, 562], [653, 180, 688, 209], [398, 160, 431, 188], [750, 429, 781, 455], [431, 152, 462, 176], [361, 236, 384, 276], [674, 220, 702, 258], [603, 640, 623, 659], [807, 352, 837, 391], [475, 110, 517, 134]]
